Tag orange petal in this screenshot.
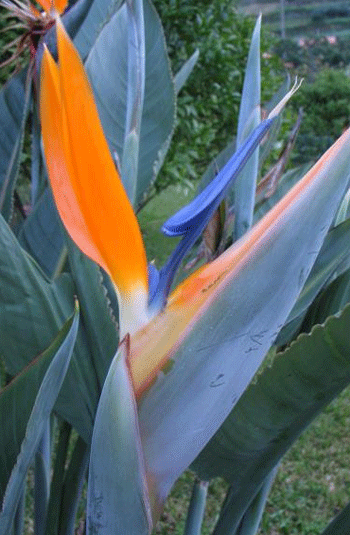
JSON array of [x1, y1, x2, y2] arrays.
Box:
[[40, 46, 107, 271], [56, 20, 148, 296], [40, 20, 149, 335], [35, 0, 67, 14], [129, 126, 350, 397], [53, 0, 68, 14]]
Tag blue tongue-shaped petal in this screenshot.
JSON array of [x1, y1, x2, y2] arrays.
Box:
[[148, 80, 302, 310], [162, 118, 274, 238], [147, 117, 275, 310]]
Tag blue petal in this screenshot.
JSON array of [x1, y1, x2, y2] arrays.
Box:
[[162, 118, 275, 237], [150, 116, 276, 310], [148, 262, 160, 304]]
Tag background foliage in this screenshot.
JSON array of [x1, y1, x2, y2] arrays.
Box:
[[151, 0, 285, 190]]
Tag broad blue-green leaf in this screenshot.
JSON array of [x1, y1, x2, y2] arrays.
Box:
[[45, 421, 72, 535], [38, 0, 115, 65], [66, 237, 119, 392], [321, 499, 350, 535], [0, 214, 112, 442], [87, 340, 152, 535], [233, 15, 261, 239], [73, 0, 125, 59], [18, 188, 65, 279], [174, 49, 199, 95], [254, 164, 311, 222], [34, 422, 50, 535], [0, 212, 74, 375], [302, 268, 350, 334], [121, 0, 146, 203], [190, 304, 350, 534], [335, 186, 350, 224], [30, 104, 46, 205], [85, 0, 175, 207], [137, 128, 350, 510], [0, 308, 79, 534], [277, 217, 350, 345], [59, 437, 89, 535], [0, 69, 31, 221]]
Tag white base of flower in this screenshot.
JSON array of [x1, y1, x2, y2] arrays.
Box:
[[116, 283, 152, 339]]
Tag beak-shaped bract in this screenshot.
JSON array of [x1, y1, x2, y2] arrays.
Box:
[[40, 19, 149, 336]]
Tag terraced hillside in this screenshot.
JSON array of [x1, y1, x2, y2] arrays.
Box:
[[238, 0, 350, 40]]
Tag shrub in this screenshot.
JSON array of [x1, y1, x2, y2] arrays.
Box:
[[291, 69, 350, 163], [152, 0, 285, 190]]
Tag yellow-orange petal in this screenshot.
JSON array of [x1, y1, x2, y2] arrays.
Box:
[[40, 46, 107, 271], [40, 19, 149, 334], [55, 20, 148, 300], [35, 0, 67, 14], [53, 0, 68, 14]]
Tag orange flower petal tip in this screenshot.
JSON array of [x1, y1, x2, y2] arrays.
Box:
[[36, 0, 68, 14]]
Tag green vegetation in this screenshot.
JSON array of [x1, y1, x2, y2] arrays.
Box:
[[152, 0, 285, 191], [291, 69, 350, 163]]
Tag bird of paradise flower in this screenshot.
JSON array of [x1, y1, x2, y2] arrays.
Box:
[[40, 16, 350, 398], [37, 14, 350, 532]]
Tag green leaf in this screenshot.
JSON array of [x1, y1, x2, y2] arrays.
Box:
[[34, 422, 51, 535], [87, 340, 152, 535], [277, 217, 350, 345], [73, 0, 125, 59], [121, 0, 146, 204], [254, 164, 311, 222], [335, 186, 350, 225], [18, 188, 65, 279], [258, 75, 290, 170], [138, 128, 350, 508], [233, 15, 261, 240], [45, 421, 72, 535], [216, 468, 277, 535], [0, 213, 75, 376], [66, 237, 119, 394], [59, 437, 89, 535], [0, 308, 79, 533], [184, 480, 208, 535], [30, 103, 46, 205], [0, 69, 31, 221], [85, 0, 175, 207], [0, 214, 112, 442], [174, 49, 199, 95], [191, 304, 350, 533], [302, 268, 350, 333], [37, 0, 101, 71]]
